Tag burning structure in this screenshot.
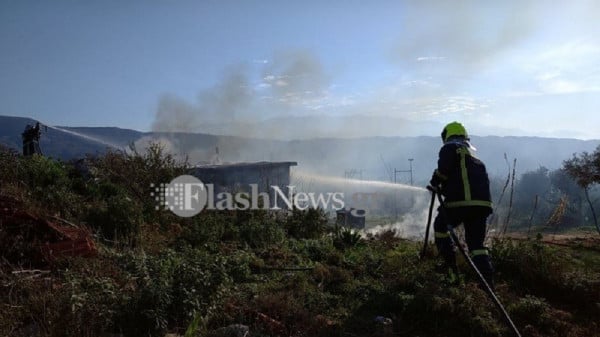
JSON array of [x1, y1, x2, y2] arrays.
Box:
[[190, 161, 297, 206]]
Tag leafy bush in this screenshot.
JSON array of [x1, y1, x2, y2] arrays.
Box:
[[508, 295, 575, 336], [284, 207, 328, 239], [58, 271, 124, 336], [178, 209, 286, 249], [85, 193, 143, 246], [492, 237, 600, 313], [87, 143, 188, 223], [289, 237, 335, 263], [0, 145, 19, 184], [238, 216, 286, 249], [115, 248, 232, 336], [334, 227, 363, 249], [16, 155, 82, 216]]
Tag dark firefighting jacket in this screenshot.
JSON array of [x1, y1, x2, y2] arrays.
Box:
[[430, 138, 493, 209]]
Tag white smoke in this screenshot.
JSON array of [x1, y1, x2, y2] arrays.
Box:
[[292, 171, 432, 238], [365, 196, 434, 240]]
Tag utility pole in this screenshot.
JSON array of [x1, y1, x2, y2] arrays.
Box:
[[393, 159, 415, 220], [409, 158, 414, 185], [394, 159, 414, 185]]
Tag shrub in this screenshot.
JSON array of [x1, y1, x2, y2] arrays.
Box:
[[87, 143, 188, 223], [85, 193, 143, 247], [492, 237, 600, 313], [284, 207, 328, 239], [178, 210, 286, 249], [57, 271, 124, 336], [508, 295, 574, 336], [18, 155, 82, 216], [116, 248, 232, 336], [238, 215, 286, 249], [0, 145, 19, 184], [334, 227, 363, 249], [289, 237, 335, 263]]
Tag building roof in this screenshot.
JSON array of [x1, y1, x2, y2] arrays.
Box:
[[191, 161, 297, 171]]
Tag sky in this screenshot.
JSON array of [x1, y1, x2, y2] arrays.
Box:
[[1, 0, 600, 139]]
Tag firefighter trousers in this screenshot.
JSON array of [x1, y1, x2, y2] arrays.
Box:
[[433, 206, 494, 287]]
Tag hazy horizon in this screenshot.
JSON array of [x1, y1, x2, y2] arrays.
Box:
[[5, 113, 600, 142]]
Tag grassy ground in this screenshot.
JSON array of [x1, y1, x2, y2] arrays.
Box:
[[2, 217, 598, 336], [0, 147, 598, 337]]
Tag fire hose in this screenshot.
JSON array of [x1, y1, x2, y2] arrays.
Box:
[[425, 186, 522, 337]]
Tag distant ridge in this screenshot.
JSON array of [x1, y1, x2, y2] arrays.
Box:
[[1, 115, 598, 183]]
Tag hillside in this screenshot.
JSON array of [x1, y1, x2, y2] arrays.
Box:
[[0, 145, 598, 337], [1, 115, 599, 183]]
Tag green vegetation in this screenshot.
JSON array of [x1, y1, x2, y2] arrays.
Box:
[[563, 145, 600, 234], [489, 157, 600, 235], [1, 146, 598, 337]]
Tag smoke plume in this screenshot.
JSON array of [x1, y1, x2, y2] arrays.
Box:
[[151, 50, 330, 135]]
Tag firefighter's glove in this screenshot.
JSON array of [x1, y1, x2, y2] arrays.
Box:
[[430, 173, 440, 187], [428, 176, 441, 194]]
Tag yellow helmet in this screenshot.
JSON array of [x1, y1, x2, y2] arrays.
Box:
[[441, 121, 468, 142]]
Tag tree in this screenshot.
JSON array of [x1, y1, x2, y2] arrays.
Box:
[[513, 166, 552, 228], [516, 166, 551, 204], [550, 168, 584, 227], [563, 145, 600, 234]]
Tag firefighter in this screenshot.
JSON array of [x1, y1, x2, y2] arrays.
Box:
[[429, 121, 494, 288], [22, 122, 42, 156]]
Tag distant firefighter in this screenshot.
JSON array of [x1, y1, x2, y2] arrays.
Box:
[[22, 122, 43, 156]]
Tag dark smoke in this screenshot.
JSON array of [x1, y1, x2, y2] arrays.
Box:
[[152, 64, 254, 133], [151, 50, 330, 136]]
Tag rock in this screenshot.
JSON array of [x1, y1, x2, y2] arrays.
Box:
[[374, 316, 393, 337]]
